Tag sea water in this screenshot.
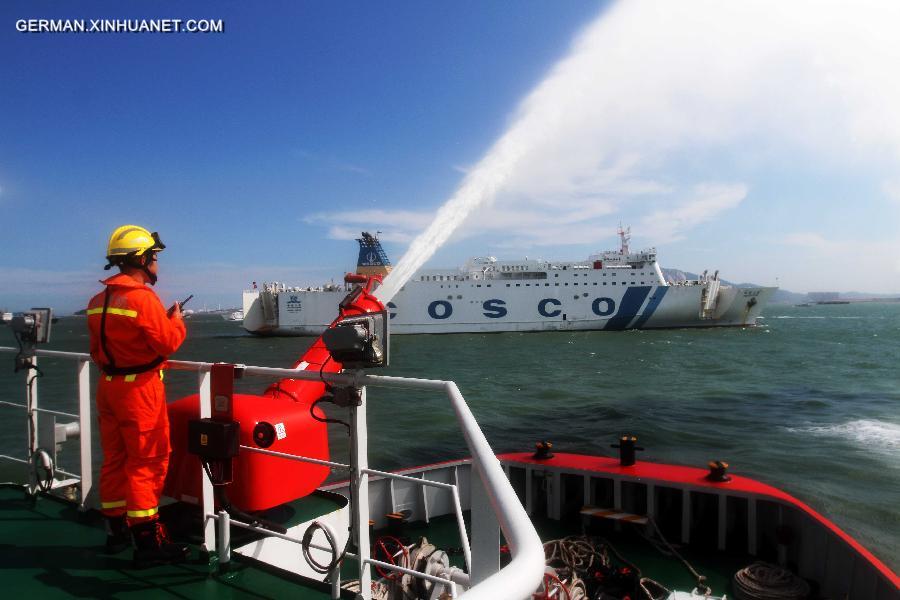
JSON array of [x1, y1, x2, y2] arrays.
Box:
[[0, 302, 897, 571]]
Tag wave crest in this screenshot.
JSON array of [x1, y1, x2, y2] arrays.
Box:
[[786, 419, 900, 453]]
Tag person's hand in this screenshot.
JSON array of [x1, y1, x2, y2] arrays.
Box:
[[168, 302, 183, 319]]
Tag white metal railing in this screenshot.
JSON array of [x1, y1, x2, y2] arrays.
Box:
[[0, 346, 544, 599], [0, 348, 93, 505]]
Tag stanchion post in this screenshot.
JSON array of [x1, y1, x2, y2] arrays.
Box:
[[26, 356, 38, 493], [77, 359, 92, 509], [350, 385, 371, 600], [218, 510, 231, 567], [199, 368, 215, 554], [470, 461, 501, 585]]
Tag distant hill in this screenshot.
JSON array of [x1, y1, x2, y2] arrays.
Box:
[[660, 267, 755, 287], [661, 267, 899, 304]]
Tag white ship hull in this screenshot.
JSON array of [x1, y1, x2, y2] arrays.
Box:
[[243, 282, 775, 336], [243, 229, 775, 336]]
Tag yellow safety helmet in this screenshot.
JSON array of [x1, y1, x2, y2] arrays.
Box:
[[106, 225, 165, 259], [104, 225, 166, 276]]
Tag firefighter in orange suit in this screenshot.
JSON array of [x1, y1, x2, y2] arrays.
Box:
[[87, 225, 189, 567]]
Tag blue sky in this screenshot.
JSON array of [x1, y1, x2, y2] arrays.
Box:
[[3, 0, 900, 313]]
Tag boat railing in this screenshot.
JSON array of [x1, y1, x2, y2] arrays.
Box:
[[0, 346, 545, 600]]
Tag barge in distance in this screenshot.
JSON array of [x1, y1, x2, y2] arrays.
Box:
[[242, 228, 776, 336]]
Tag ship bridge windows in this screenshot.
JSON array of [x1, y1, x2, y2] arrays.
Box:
[[499, 271, 547, 280]]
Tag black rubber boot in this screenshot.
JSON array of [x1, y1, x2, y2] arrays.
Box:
[[105, 515, 131, 553], [131, 520, 190, 568]]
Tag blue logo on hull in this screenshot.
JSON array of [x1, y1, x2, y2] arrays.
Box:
[[483, 299, 507, 318], [591, 297, 615, 316], [604, 287, 652, 330], [631, 287, 668, 328], [428, 300, 453, 319], [410, 287, 666, 329], [538, 298, 562, 317]]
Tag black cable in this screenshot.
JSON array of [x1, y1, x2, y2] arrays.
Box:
[[307, 392, 355, 581], [302, 391, 355, 580], [328, 409, 355, 580], [32, 449, 54, 493], [318, 354, 332, 387], [18, 336, 49, 496], [302, 521, 340, 574], [13, 330, 44, 376], [310, 397, 352, 435]]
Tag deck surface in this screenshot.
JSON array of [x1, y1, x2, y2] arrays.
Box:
[[2, 484, 748, 598], [0, 485, 342, 599]]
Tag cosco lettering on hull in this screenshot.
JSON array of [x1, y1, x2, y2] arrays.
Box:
[[414, 297, 620, 320]]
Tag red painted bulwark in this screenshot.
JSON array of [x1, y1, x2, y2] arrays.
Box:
[[498, 452, 899, 589]]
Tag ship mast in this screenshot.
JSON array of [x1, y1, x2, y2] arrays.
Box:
[[618, 224, 631, 255]]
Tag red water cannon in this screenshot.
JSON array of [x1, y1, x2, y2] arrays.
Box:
[[164, 275, 388, 512]]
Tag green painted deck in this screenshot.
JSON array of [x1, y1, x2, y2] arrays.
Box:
[[0, 485, 345, 599], [2, 484, 746, 598]]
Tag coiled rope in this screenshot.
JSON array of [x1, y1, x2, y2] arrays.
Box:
[[733, 562, 811, 600]]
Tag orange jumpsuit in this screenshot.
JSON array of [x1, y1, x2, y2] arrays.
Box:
[[87, 273, 186, 523]]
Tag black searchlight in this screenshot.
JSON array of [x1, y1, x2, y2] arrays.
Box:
[[322, 311, 389, 369]]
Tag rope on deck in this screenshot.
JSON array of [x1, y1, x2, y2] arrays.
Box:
[[733, 562, 811, 600]]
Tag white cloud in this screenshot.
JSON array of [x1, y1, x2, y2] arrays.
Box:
[[371, 0, 900, 299], [882, 180, 900, 206], [305, 209, 433, 243], [639, 183, 748, 243]]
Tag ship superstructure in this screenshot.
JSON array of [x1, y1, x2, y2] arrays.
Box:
[[242, 228, 775, 336]]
